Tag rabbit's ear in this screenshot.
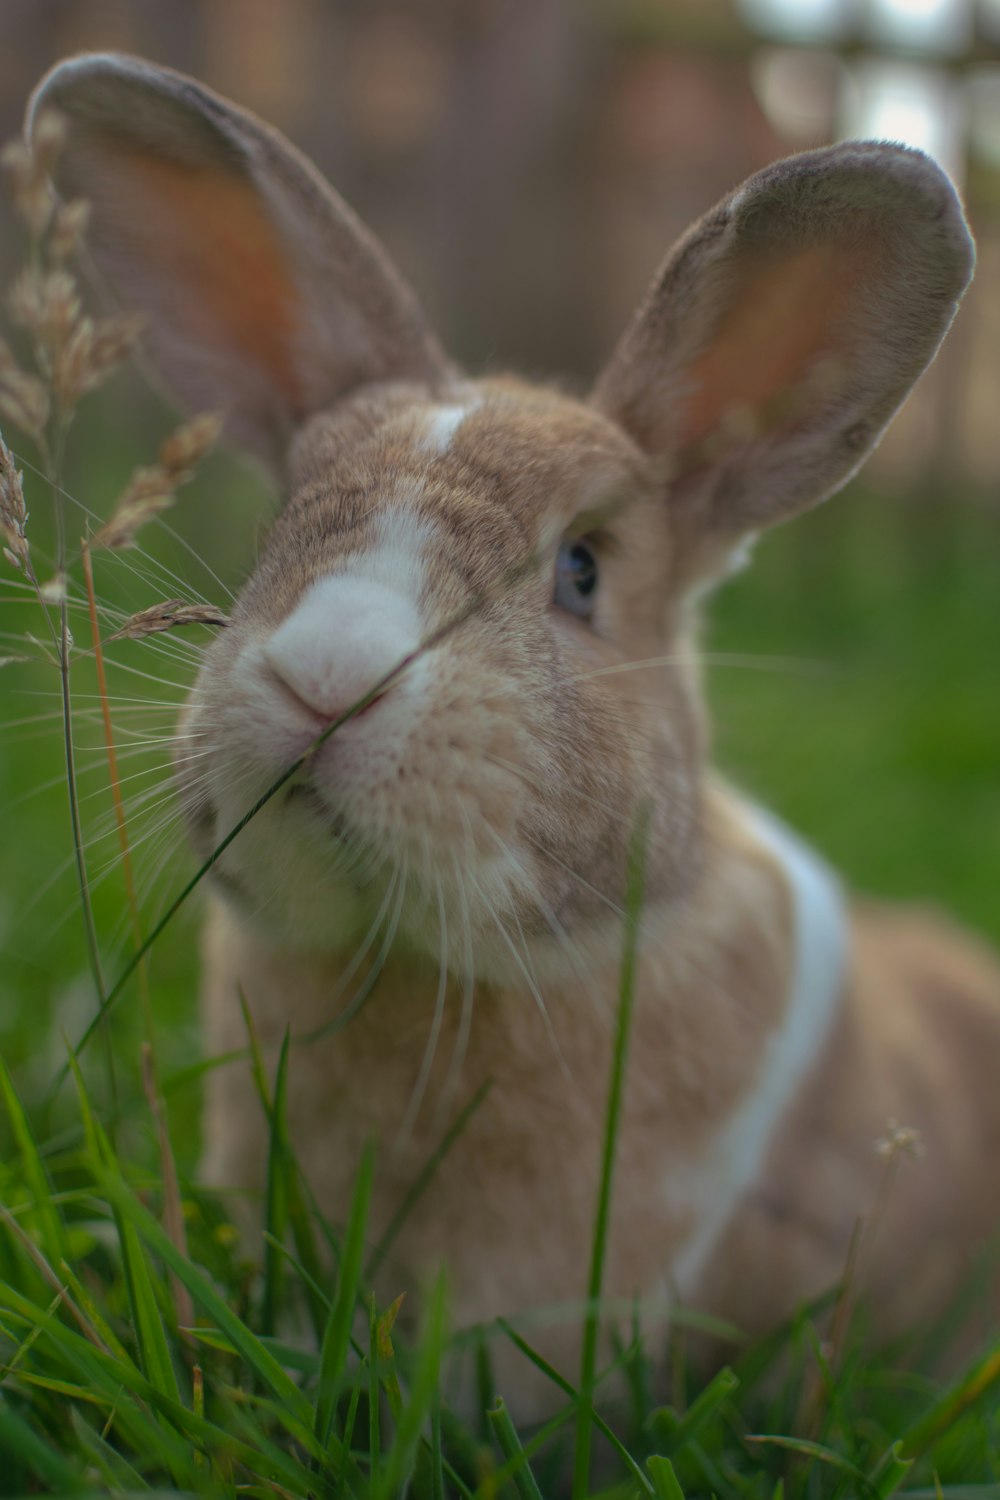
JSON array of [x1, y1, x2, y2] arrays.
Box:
[[28, 54, 451, 472], [593, 143, 974, 582]]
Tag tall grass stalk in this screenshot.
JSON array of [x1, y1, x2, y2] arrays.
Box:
[[573, 801, 650, 1498], [49, 421, 117, 1114], [81, 538, 150, 1022], [7, 134, 112, 1100], [1, 114, 155, 1114]]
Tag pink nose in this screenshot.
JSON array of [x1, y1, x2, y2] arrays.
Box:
[[263, 574, 421, 720]]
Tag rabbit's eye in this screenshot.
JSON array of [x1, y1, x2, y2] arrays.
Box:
[[554, 539, 598, 618]]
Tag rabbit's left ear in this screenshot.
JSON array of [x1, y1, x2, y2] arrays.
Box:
[[593, 143, 974, 581], [27, 54, 451, 474]]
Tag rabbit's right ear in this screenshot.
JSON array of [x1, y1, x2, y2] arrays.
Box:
[[593, 143, 974, 586], [28, 54, 450, 472]]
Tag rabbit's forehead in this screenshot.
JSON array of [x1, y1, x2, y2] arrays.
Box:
[[297, 380, 651, 536], [410, 383, 648, 519]]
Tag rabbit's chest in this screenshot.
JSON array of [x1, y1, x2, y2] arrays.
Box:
[[197, 810, 840, 1325]]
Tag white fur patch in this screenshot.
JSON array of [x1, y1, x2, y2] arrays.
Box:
[[688, 532, 759, 605], [672, 802, 847, 1292], [262, 508, 431, 720], [722, 532, 757, 579], [360, 507, 435, 603], [419, 403, 479, 455], [263, 574, 421, 720]]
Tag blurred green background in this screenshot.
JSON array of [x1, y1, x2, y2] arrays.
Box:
[[0, 0, 997, 1166]]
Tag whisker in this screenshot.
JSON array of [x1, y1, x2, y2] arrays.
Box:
[[484, 750, 625, 825], [155, 516, 238, 603], [481, 819, 612, 1022], [398, 864, 449, 1142], [484, 889, 570, 1081], [440, 850, 476, 1124], [565, 651, 827, 685], [297, 853, 403, 1045], [77, 752, 209, 806]]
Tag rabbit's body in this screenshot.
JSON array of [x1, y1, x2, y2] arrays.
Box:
[[199, 770, 1000, 1397], [29, 53, 1000, 1407], [708, 896, 1000, 1344], [199, 778, 808, 1318]]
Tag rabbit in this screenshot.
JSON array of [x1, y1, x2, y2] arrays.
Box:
[[30, 53, 1000, 1415]]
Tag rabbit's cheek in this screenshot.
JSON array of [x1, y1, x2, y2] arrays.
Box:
[[205, 798, 378, 955], [309, 661, 529, 861]]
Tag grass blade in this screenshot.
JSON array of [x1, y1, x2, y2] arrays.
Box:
[[572, 803, 650, 1499], [314, 1141, 375, 1451], [648, 1366, 740, 1458], [117, 1209, 181, 1405], [487, 1396, 545, 1500], [141, 1042, 194, 1340], [335, 1379, 364, 1500], [0, 1052, 70, 1265], [871, 1438, 914, 1499], [497, 1317, 654, 1494], [374, 1273, 449, 1500], [243, 991, 328, 1340], [429, 1390, 445, 1500], [0, 1396, 88, 1492], [66, 1049, 180, 1403], [94, 1165, 317, 1439], [262, 1028, 291, 1337], [70, 1405, 150, 1490], [646, 1455, 686, 1500], [900, 1342, 1000, 1462], [745, 1433, 875, 1494], [281, 1155, 330, 1339], [369, 1294, 382, 1489], [0, 1279, 194, 1479]]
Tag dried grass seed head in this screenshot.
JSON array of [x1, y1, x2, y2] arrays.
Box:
[[0, 434, 30, 574], [108, 599, 229, 641], [94, 412, 221, 551], [158, 411, 223, 477], [30, 109, 67, 172], [0, 383, 49, 439], [92, 468, 175, 551], [0, 110, 65, 239], [1, 336, 50, 438], [49, 198, 90, 262], [51, 311, 143, 409], [7, 266, 82, 354], [875, 1118, 926, 1163], [1, 140, 52, 239]]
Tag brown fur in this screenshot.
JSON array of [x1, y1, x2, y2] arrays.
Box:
[[200, 779, 796, 1406], [30, 54, 998, 1416], [703, 904, 1000, 1347]]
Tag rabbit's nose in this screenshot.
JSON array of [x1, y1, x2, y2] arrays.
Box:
[[263, 574, 421, 722]]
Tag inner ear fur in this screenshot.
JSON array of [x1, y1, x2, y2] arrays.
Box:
[[28, 53, 450, 472], [593, 142, 975, 571]]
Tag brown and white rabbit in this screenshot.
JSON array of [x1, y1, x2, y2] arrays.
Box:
[[31, 54, 1000, 1410]]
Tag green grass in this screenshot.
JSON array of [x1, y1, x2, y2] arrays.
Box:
[[1, 410, 999, 1493], [708, 491, 1000, 947], [0, 872, 999, 1496]]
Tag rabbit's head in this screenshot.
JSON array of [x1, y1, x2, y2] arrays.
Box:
[[31, 55, 974, 980]]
